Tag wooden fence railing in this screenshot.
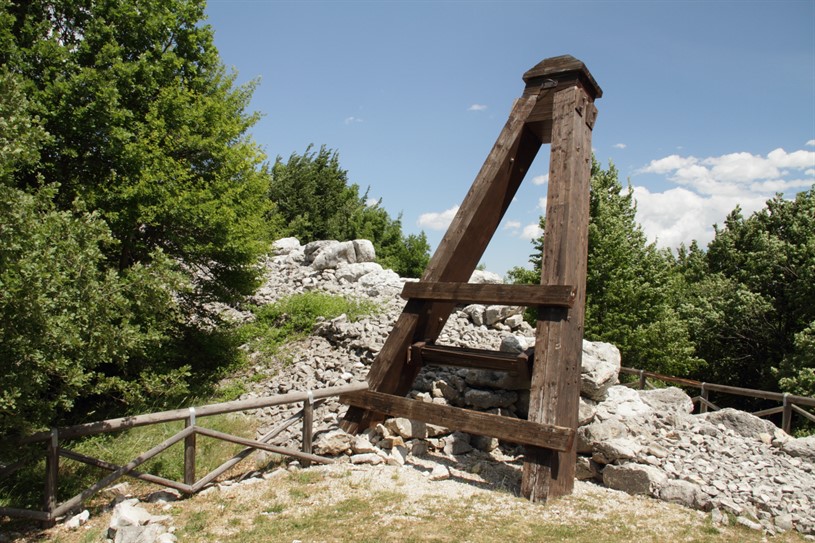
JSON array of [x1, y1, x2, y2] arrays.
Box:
[[620, 367, 815, 434], [0, 382, 368, 525]]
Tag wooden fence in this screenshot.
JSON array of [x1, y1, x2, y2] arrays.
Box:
[[0, 382, 368, 525], [620, 367, 815, 434]]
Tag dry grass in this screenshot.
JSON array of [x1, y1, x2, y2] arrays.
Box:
[[12, 459, 808, 543]]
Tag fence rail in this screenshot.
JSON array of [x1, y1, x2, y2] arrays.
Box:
[[619, 367, 815, 433], [1, 382, 368, 525]]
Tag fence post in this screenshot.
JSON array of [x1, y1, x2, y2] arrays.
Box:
[[700, 383, 708, 414], [782, 393, 792, 434], [184, 407, 196, 487], [301, 390, 314, 468], [43, 428, 58, 526], [638, 369, 646, 390]]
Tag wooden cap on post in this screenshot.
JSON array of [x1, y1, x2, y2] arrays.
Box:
[[522, 55, 602, 100]]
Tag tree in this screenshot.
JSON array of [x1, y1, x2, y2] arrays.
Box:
[[680, 190, 815, 393], [509, 159, 700, 375], [2, 0, 272, 308], [0, 0, 272, 431], [270, 145, 430, 277]]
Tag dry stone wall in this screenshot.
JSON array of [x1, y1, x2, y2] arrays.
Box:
[[235, 238, 815, 537]]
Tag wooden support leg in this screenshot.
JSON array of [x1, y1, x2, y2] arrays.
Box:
[[522, 85, 595, 502]]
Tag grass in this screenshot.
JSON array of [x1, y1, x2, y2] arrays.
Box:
[[4, 462, 811, 543], [0, 411, 261, 512], [1, 290, 380, 517], [238, 291, 380, 357]]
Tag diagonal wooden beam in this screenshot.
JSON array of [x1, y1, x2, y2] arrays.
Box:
[[342, 93, 545, 433]]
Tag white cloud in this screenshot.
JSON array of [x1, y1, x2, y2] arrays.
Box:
[[503, 220, 521, 231], [521, 223, 543, 240], [807, 140, 815, 147], [417, 205, 459, 230], [633, 146, 815, 250], [365, 197, 380, 207], [537, 197, 547, 211], [532, 174, 548, 185], [468, 104, 487, 111], [344, 116, 363, 124], [639, 154, 699, 175], [613, 143, 627, 149]]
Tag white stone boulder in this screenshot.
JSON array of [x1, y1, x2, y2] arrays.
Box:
[[638, 387, 694, 415], [314, 429, 353, 455], [469, 270, 503, 284], [272, 237, 302, 255], [602, 463, 666, 497], [336, 262, 384, 283], [385, 417, 428, 439], [463, 304, 486, 326], [594, 385, 652, 420], [312, 241, 358, 270], [780, 435, 815, 462], [580, 340, 621, 401], [701, 408, 778, 438]]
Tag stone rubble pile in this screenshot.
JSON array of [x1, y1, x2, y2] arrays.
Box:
[[237, 238, 814, 537], [60, 486, 180, 543]]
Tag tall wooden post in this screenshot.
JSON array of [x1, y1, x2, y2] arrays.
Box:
[[521, 63, 598, 501]]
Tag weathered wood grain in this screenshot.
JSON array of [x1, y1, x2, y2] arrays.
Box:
[[341, 391, 574, 452], [400, 282, 575, 307], [412, 343, 530, 377], [521, 83, 595, 502]]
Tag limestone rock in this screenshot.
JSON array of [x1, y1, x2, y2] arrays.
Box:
[[580, 340, 621, 401], [659, 479, 708, 509], [430, 465, 451, 481], [352, 239, 376, 262], [463, 304, 486, 326], [64, 510, 90, 529], [702, 408, 778, 438], [444, 431, 473, 455], [594, 386, 652, 420], [463, 388, 518, 409], [499, 334, 528, 354], [463, 369, 528, 391], [577, 418, 629, 454], [350, 453, 383, 465], [603, 463, 666, 496], [312, 241, 357, 270], [336, 262, 384, 282], [385, 417, 428, 439], [469, 270, 503, 284], [638, 387, 694, 415], [780, 435, 815, 462], [592, 438, 642, 464], [303, 240, 338, 263], [314, 429, 353, 455], [272, 237, 301, 255]]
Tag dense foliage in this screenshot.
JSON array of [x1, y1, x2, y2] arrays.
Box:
[[678, 190, 815, 396], [510, 159, 814, 399], [508, 159, 700, 376], [270, 145, 430, 277], [0, 0, 270, 434]]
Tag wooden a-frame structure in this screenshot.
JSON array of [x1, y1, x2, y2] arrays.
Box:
[[340, 55, 601, 502]]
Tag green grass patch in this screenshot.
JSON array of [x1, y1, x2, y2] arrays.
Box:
[[238, 291, 380, 356], [0, 412, 259, 511]]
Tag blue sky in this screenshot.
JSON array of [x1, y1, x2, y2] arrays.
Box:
[[205, 0, 815, 277]]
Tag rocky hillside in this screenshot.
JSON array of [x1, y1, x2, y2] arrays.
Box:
[[233, 237, 814, 538]]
